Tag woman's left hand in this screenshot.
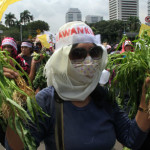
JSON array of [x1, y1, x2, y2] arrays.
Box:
[[3, 67, 19, 79], [140, 77, 150, 111], [32, 54, 44, 64], [135, 77, 150, 132]]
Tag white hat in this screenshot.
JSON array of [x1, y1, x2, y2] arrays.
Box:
[[55, 21, 100, 50], [124, 40, 132, 47]]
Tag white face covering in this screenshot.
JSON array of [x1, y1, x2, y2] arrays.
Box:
[[44, 45, 108, 101], [71, 56, 101, 78], [44, 21, 108, 101]]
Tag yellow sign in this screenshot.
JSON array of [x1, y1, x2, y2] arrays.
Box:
[[36, 29, 41, 34], [38, 34, 50, 48], [139, 24, 150, 37], [28, 35, 32, 40], [0, 0, 21, 20]]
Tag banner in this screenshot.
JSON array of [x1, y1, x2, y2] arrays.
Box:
[[139, 23, 150, 37], [44, 31, 56, 45], [0, 0, 21, 20], [95, 34, 101, 44], [38, 34, 50, 48]]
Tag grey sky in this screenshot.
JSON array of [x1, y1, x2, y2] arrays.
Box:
[[1, 0, 148, 34]]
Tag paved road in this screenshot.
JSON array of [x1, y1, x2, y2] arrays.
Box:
[[0, 141, 123, 150], [0, 143, 45, 150]]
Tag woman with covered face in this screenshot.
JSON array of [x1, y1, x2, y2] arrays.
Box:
[[5, 22, 150, 150]]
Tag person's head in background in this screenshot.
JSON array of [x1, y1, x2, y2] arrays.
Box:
[[1, 37, 18, 58], [35, 42, 42, 53], [102, 41, 108, 48], [21, 40, 33, 56], [16, 41, 21, 55], [49, 46, 55, 55], [120, 40, 133, 54], [106, 44, 112, 54]]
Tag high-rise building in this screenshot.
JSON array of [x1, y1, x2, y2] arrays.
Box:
[[148, 0, 150, 16], [109, 0, 139, 21], [66, 8, 82, 23], [85, 15, 103, 24]]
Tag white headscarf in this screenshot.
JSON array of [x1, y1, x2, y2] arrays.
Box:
[[44, 21, 108, 101]]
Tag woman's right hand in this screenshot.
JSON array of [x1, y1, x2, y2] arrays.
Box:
[[3, 67, 19, 79]]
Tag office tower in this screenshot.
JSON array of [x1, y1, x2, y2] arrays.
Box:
[[85, 15, 103, 24], [109, 0, 139, 21], [66, 8, 82, 23], [148, 0, 150, 16]]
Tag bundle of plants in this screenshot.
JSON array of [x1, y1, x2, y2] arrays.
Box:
[[0, 50, 47, 149], [107, 32, 150, 118], [33, 50, 50, 90]]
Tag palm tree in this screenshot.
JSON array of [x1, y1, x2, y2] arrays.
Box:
[[15, 19, 21, 26], [20, 10, 33, 25], [5, 13, 16, 27]]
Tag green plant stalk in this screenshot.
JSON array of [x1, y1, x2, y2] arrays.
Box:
[[0, 50, 49, 149], [107, 31, 150, 118]]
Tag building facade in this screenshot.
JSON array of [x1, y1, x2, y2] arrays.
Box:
[[85, 15, 103, 24], [148, 0, 150, 16], [109, 0, 139, 21], [66, 8, 82, 23]]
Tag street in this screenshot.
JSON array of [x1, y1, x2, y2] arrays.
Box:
[[0, 140, 123, 150]]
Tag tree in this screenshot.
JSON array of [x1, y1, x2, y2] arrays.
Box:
[[5, 13, 16, 27], [89, 20, 125, 44], [20, 10, 33, 25], [3, 27, 20, 41], [27, 20, 49, 36], [88, 18, 140, 44], [0, 24, 8, 30], [15, 19, 21, 27], [126, 16, 141, 32]]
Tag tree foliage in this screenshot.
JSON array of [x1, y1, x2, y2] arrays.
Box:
[[3, 27, 20, 41], [20, 10, 33, 25], [89, 17, 141, 44], [0, 10, 50, 41], [5, 13, 16, 27], [126, 16, 141, 32], [0, 24, 8, 30], [1, 10, 141, 44], [27, 20, 49, 35]]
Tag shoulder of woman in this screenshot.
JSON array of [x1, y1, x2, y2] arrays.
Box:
[[35, 86, 55, 112]]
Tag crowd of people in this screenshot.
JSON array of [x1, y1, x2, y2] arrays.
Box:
[[0, 21, 150, 150]]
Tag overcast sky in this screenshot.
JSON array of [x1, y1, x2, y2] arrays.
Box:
[[1, 0, 148, 34]]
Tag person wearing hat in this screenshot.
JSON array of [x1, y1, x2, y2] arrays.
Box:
[[1, 38, 43, 83], [5, 22, 150, 150], [120, 40, 150, 150], [1, 37, 30, 76], [19, 40, 34, 68], [120, 40, 134, 54], [0, 37, 31, 148]]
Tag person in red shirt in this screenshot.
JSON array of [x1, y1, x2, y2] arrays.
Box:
[[1, 37, 30, 75]]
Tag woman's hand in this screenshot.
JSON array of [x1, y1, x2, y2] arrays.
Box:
[[140, 77, 150, 111], [29, 54, 44, 83], [3, 67, 19, 79], [18, 53, 23, 57], [6, 126, 24, 150], [32, 54, 44, 64], [136, 77, 150, 132]]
